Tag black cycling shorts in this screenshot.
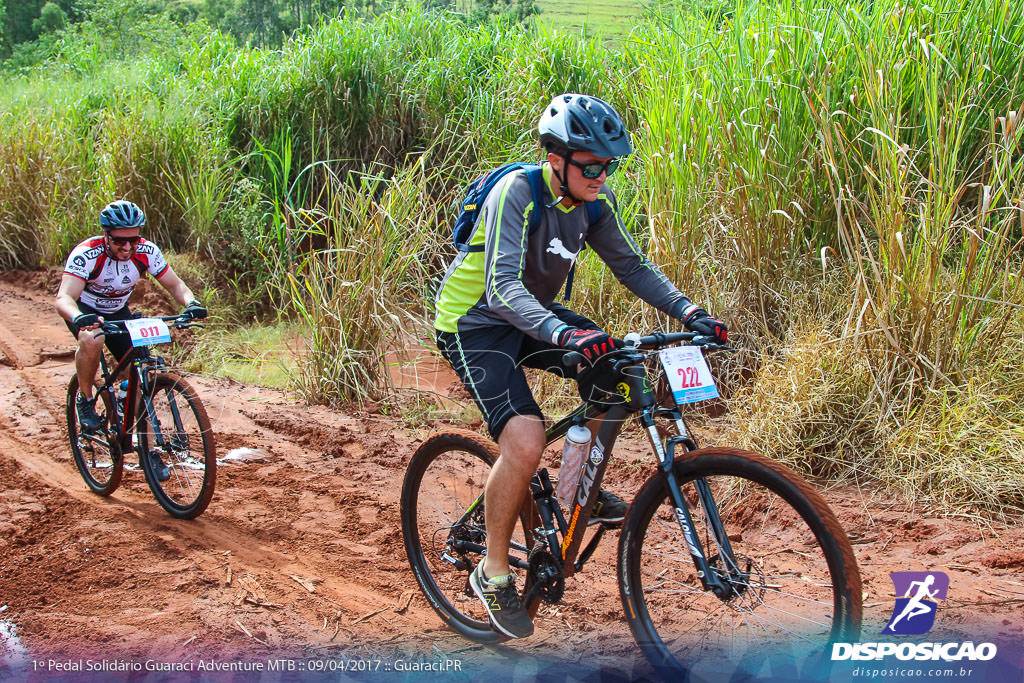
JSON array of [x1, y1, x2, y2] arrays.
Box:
[[64, 302, 134, 362], [436, 306, 598, 441]]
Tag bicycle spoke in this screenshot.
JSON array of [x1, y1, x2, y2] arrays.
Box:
[[68, 378, 122, 496], [402, 433, 537, 642]]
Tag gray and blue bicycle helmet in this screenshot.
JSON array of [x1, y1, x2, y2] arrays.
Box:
[[538, 93, 633, 159], [99, 200, 146, 231]]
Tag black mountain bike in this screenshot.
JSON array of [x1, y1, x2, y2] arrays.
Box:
[[66, 313, 216, 519], [402, 331, 862, 678]]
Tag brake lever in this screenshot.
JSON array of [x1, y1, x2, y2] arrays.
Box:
[[691, 335, 736, 352]]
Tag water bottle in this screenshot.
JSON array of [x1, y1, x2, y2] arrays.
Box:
[[555, 424, 592, 508], [116, 380, 128, 417]]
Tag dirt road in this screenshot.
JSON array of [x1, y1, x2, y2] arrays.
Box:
[[0, 272, 1022, 681]]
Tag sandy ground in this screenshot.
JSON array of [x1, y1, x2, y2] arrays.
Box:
[[0, 271, 1022, 682]]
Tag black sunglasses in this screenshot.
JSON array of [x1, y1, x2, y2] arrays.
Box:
[[567, 157, 621, 179], [108, 235, 141, 247]]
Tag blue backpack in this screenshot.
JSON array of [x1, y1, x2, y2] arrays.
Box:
[[452, 162, 601, 301]]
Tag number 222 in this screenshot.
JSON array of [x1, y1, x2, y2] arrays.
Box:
[[677, 366, 702, 388]]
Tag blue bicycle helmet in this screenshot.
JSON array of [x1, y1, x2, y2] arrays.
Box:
[[99, 200, 146, 231]]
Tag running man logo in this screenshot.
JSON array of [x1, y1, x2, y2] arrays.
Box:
[[882, 571, 949, 635]]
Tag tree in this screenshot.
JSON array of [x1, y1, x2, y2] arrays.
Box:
[[32, 2, 67, 35], [223, 0, 284, 48], [2, 0, 75, 49]]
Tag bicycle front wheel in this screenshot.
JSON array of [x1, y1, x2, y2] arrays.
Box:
[[137, 373, 216, 519], [401, 430, 537, 643], [619, 447, 862, 678], [66, 375, 123, 495]]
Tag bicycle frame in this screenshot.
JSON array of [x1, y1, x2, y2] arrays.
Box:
[[94, 322, 189, 464], [523, 337, 745, 600], [444, 332, 743, 603]]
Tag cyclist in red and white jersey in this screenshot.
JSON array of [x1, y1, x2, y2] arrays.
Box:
[[55, 200, 207, 446]]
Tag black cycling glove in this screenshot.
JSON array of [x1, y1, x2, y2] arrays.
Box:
[[681, 306, 729, 343], [183, 300, 207, 320], [556, 327, 622, 361], [71, 312, 100, 335]]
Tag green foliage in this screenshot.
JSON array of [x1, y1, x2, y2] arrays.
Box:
[[33, 2, 67, 35], [468, 0, 538, 23], [1, 1, 1023, 510]]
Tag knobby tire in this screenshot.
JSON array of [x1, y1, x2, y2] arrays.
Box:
[[66, 375, 123, 495], [138, 373, 216, 519], [618, 447, 862, 679], [401, 430, 538, 643]]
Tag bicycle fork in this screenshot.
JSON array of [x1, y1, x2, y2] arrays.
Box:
[[640, 408, 747, 601]]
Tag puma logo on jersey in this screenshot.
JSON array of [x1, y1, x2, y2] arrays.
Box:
[[546, 237, 579, 262]]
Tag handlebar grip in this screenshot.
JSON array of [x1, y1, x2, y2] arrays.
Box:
[[562, 351, 585, 368]]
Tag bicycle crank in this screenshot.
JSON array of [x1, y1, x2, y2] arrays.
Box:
[[524, 549, 565, 604]]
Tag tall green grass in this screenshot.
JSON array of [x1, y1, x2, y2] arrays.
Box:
[[278, 154, 450, 405], [1, 0, 1022, 511]]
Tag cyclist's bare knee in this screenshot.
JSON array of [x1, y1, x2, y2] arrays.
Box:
[[498, 415, 545, 468], [77, 329, 104, 354]]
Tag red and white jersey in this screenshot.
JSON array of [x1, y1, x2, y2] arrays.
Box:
[[63, 236, 169, 312]]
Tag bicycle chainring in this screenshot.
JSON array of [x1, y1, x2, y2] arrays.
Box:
[[527, 548, 565, 604]]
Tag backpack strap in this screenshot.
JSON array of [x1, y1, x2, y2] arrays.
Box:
[[562, 199, 602, 302], [525, 166, 547, 236]]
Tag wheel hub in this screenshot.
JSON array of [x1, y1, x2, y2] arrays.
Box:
[[708, 553, 762, 603]]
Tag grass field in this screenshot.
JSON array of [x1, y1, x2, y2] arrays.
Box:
[[536, 0, 645, 35]]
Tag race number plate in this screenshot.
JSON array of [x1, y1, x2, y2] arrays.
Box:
[[125, 318, 171, 347], [659, 346, 720, 405]]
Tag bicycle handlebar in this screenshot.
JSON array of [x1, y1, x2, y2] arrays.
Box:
[[98, 313, 201, 335], [561, 330, 734, 368]]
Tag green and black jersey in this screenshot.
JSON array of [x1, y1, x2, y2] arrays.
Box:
[[434, 163, 690, 342]]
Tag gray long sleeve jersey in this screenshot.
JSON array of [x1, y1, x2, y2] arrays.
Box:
[[434, 164, 691, 342]]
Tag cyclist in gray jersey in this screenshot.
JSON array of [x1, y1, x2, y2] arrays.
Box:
[[434, 94, 728, 639]]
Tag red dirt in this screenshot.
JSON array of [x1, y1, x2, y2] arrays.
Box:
[[0, 272, 1022, 680]]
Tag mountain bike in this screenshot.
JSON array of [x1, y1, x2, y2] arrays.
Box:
[[401, 331, 862, 678], [65, 313, 216, 519]]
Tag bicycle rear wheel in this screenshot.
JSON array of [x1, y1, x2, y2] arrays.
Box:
[[619, 448, 862, 679], [401, 430, 537, 643], [137, 373, 216, 519], [66, 375, 123, 495]]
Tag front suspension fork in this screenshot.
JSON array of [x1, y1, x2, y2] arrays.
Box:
[[641, 408, 741, 599]]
